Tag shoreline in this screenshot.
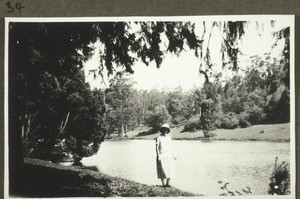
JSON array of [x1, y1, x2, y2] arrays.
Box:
[[106, 136, 290, 142], [107, 123, 290, 143]]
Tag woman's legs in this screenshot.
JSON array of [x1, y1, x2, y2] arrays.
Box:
[[160, 178, 171, 188], [166, 178, 171, 187], [160, 178, 166, 187]]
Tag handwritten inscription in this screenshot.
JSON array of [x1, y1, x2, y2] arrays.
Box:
[[6, 2, 25, 13]]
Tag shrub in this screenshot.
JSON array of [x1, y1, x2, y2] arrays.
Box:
[[239, 119, 251, 128], [183, 115, 201, 132], [220, 112, 239, 129], [211, 111, 223, 129], [138, 130, 155, 136], [65, 136, 77, 152], [219, 181, 252, 196], [172, 116, 187, 126], [268, 157, 290, 195], [247, 106, 266, 124], [203, 130, 216, 138], [238, 112, 251, 128]]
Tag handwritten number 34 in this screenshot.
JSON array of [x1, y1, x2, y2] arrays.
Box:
[[6, 2, 25, 13]]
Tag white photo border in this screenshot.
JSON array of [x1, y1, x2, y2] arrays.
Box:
[[4, 15, 296, 199]]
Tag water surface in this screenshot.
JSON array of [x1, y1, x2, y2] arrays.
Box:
[[82, 140, 290, 196]]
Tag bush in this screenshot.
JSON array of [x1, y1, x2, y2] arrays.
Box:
[[247, 106, 266, 124], [203, 130, 216, 138], [238, 112, 251, 128], [220, 112, 239, 129], [239, 119, 251, 128], [138, 130, 155, 136], [268, 157, 290, 195], [172, 116, 187, 126], [183, 115, 201, 132]]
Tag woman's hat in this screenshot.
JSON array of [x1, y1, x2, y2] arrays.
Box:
[[160, 123, 170, 133]]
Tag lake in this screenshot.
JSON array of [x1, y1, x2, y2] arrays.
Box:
[[81, 140, 290, 196]]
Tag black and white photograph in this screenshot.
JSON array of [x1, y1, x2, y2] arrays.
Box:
[[4, 16, 295, 198]]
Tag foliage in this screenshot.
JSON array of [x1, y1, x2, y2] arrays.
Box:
[[9, 23, 110, 161], [19, 69, 107, 161], [218, 181, 252, 196], [266, 86, 290, 123], [268, 157, 290, 195], [238, 113, 251, 128], [200, 99, 218, 137], [105, 75, 139, 136], [133, 51, 288, 133], [247, 106, 266, 125], [144, 105, 171, 132], [136, 89, 169, 122], [171, 116, 186, 126], [182, 115, 201, 132], [166, 88, 191, 125], [220, 112, 240, 129], [198, 81, 224, 135]]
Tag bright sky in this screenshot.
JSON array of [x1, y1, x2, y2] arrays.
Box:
[[84, 18, 291, 91], [131, 51, 203, 91]]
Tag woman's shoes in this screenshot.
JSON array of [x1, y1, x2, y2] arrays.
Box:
[[163, 185, 171, 188]]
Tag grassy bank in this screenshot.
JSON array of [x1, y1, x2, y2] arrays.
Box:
[[115, 123, 290, 142], [11, 158, 197, 197]]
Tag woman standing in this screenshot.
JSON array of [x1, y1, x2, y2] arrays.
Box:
[[156, 123, 175, 188]]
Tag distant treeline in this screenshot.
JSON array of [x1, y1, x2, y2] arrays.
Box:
[[106, 54, 290, 135]]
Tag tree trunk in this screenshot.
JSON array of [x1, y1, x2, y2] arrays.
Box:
[[120, 123, 125, 137], [124, 124, 128, 137], [21, 122, 24, 139], [21, 114, 31, 140]]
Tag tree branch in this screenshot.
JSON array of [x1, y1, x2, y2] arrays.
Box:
[[59, 111, 70, 135]]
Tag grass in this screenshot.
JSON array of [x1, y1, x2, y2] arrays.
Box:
[[11, 158, 198, 197], [121, 123, 290, 142]]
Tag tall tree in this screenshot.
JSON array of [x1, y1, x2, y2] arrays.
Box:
[[105, 75, 138, 136]]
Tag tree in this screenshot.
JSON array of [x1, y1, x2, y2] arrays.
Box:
[[105, 75, 139, 137], [166, 87, 190, 125], [65, 85, 107, 159], [19, 68, 107, 162], [144, 105, 171, 132], [9, 22, 105, 192], [200, 99, 217, 138]]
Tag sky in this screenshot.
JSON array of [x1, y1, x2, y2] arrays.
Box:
[[84, 18, 290, 91]]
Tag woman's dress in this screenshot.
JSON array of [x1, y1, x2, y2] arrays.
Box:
[[156, 134, 175, 178]]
